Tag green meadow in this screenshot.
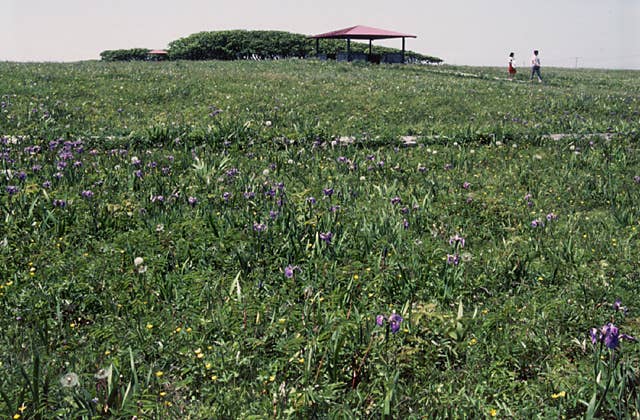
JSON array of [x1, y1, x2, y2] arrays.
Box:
[[1, 60, 639, 418]]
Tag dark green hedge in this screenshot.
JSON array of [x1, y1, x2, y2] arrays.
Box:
[[100, 48, 150, 62]]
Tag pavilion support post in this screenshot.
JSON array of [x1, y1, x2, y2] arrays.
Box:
[[402, 37, 406, 63], [347, 38, 351, 61], [369, 39, 372, 56], [316, 38, 320, 56]]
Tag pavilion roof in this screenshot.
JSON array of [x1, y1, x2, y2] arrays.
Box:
[[311, 25, 416, 40]]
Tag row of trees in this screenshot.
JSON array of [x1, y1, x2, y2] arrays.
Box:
[[100, 30, 442, 63]]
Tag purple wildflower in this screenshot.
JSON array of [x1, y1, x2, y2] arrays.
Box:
[[462, 181, 471, 189], [376, 315, 385, 327], [81, 190, 94, 199], [222, 192, 231, 201], [42, 181, 52, 189], [53, 199, 67, 208], [253, 222, 267, 232], [188, 196, 198, 207], [151, 195, 164, 203], [449, 234, 466, 248], [403, 219, 409, 229], [307, 196, 316, 205], [446, 254, 460, 265], [6, 185, 19, 195], [546, 212, 558, 221], [602, 323, 620, 350], [323, 188, 334, 197], [243, 191, 256, 199], [134, 170, 143, 178], [17, 171, 27, 181], [531, 219, 544, 228], [613, 299, 628, 314], [284, 265, 299, 279], [389, 313, 404, 333], [591, 322, 636, 350], [319, 232, 333, 244], [390, 196, 401, 205], [634, 176, 640, 184]]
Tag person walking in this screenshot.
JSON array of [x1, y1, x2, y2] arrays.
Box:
[[508, 52, 517, 80], [531, 50, 542, 82]]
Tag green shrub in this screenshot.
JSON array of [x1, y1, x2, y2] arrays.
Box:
[[100, 48, 151, 62]]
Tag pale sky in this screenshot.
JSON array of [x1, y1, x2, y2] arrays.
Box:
[[2, 0, 639, 69]]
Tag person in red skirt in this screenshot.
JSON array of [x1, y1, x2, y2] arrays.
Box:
[[508, 52, 517, 80]]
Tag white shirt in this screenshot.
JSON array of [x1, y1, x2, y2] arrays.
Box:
[[532, 55, 541, 67]]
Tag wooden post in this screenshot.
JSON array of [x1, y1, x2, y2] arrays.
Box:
[[347, 38, 351, 62], [369, 39, 372, 56], [402, 37, 406, 63]]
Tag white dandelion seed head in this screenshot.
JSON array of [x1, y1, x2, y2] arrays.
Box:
[[60, 372, 79, 387]]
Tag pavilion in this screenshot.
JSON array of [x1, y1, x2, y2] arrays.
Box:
[[148, 50, 168, 61], [311, 25, 416, 63]]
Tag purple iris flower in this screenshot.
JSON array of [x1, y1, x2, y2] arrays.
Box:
[[6, 185, 19, 195], [222, 192, 231, 201], [613, 299, 628, 314], [226, 168, 239, 177], [319, 232, 333, 244], [42, 181, 51, 189], [446, 254, 460, 265], [602, 323, 620, 350], [151, 195, 164, 203], [531, 219, 544, 228], [634, 175, 640, 184], [403, 219, 409, 229], [389, 314, 404, 333], [243, 191, 256, 199], [284, 265, 299, 278], [81, 190, 94, 199], [307, 196, 316, 205], [390, 196, 401, 205], [253, 222, 267, 232], [546, 212, 558, 221], [591, 322, 636, 350], [323, 188, 334, 197], [462, 181, 471, 189], [53, 199, 67, 208], [188, 196, 198, 207], [376, 315, 385, 326], [449, 234, 466, 248]]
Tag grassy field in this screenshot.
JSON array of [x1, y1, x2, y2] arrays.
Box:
[[1, 60, 640, 418]]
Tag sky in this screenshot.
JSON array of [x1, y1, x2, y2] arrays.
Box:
[[2, 0, 639, 69]]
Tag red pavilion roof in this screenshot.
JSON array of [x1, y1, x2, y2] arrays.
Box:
[[312, 25, 416, 40]]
